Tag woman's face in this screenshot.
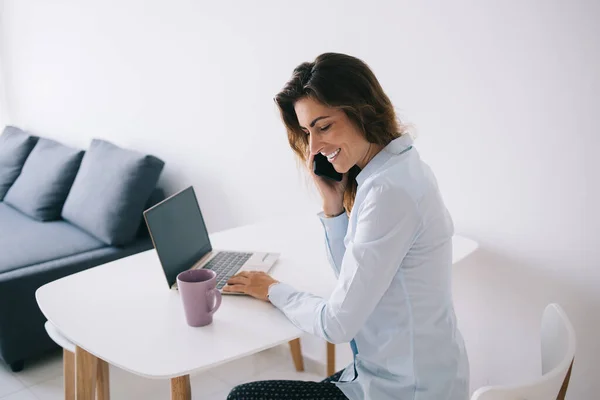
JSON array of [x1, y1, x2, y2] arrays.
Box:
[[294, 97, 373, 172]]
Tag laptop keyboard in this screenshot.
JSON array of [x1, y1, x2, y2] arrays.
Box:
[[203, 252, 253, 289]]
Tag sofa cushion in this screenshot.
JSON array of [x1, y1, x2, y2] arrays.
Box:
[[61, 139, 165, 246], [0, 126, 38, 200], [0, 203, 107, 274], [137, 187, 166, 238], [4, 138, 84, 221]]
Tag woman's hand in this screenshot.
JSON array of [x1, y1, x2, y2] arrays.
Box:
[[307, 152, 348, 216], [223, 271, 279, 301]]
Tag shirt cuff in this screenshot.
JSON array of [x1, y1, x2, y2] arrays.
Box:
[[317, 211, 349, 241], [268, 282, 297, 309]]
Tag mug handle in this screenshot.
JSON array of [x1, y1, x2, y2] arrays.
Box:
[[207, 288, 222, 316]]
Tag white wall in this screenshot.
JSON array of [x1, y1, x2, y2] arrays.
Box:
[[0, 1, 8, 128], [1, 0, 598, 397]]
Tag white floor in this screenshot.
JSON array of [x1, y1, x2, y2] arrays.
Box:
[[0, 344, 326, 400]]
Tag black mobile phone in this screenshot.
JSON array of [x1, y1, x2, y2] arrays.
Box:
[[313, 153, 344, 182]]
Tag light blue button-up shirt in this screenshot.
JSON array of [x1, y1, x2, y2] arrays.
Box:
[[269, 134, 469, 400]]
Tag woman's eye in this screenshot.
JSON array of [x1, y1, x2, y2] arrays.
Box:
[[320, 124, 331, 132]]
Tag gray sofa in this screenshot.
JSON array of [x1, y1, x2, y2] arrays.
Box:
[[0, 126, 165, 372]]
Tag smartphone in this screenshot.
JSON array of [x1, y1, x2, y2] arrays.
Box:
[[313, 153, 344, 182]]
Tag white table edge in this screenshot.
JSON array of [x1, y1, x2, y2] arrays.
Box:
[[452, 235, 478, 264], [36, 286, 303, 379]]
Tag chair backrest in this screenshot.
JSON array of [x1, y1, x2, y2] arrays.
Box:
[[471, 303, 576, 400]]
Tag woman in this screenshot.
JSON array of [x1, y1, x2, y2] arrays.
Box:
[[224, 53, 469, 400]]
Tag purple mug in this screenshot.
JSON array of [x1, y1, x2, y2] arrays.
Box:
[[176, 269, 222, 327]]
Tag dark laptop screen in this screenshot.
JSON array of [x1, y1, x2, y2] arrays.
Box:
[[143, 186, 212, 287]]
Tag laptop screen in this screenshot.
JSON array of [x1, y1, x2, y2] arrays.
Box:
[[143, 186, 212, 287]]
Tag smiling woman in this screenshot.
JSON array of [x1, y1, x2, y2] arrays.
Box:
[[226, 53, 469, 400], [274, 52, 406, 213]]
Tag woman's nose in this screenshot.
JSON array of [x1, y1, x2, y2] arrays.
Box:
[[309, 134, 322, 155]]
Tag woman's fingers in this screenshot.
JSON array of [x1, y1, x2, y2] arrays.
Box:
[[223, 284, 246, 293], [223, 271, 277, 302], [227, 274, 249, 285], [306, 152, 316, 174]]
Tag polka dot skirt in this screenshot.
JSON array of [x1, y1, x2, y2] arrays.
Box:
[[227, 370, 348, 399]]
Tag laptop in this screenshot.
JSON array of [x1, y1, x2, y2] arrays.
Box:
[[143, 186, 279, 292]]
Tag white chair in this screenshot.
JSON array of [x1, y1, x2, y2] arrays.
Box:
[[471, 303, 576, 400], [44, 321, 110, 400]]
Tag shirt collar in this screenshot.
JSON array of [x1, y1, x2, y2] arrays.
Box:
[[356, 134, 414, 187]]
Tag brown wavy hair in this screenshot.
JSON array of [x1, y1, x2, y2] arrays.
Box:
[[274, 52, 406, 212]]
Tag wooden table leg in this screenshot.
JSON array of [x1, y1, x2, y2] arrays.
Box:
[[327, 342, 335, 377], [289, 338, 304, 372], [557, 359, 574, 400], [64, 349, 75, 400], [75, 346, 97, 400], [170, 375, 191, 400], [96, 358, 110, 400]]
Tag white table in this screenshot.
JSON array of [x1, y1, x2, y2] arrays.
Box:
[[36, 214, 478, 399]]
